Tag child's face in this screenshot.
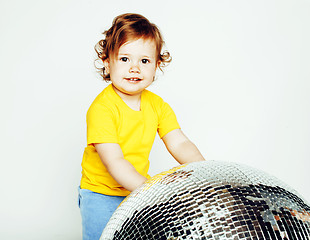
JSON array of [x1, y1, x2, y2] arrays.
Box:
[[106, 38, 159, 98]]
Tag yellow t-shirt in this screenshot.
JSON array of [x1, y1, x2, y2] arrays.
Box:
[[80, 84, 180, 196]]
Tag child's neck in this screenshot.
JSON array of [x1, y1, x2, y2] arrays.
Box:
[[122, 96, 141, 111], [113, 87, 142, 111]]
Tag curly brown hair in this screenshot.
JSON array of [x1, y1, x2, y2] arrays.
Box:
[[94, 13, 171, 82]]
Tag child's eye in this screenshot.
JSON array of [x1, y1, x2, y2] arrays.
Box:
[[120, 57, 129, 62], [141, 59, 150, 64]]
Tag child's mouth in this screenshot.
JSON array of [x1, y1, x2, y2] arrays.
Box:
[[125, 78, 142, 82]]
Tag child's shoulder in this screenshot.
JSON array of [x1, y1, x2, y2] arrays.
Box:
[[143, 89, 165, 103], [143, 89, 173, 115], [89, 85, 117, 110]]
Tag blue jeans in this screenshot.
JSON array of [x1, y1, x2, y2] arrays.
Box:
[[78, 187, 126, 240]]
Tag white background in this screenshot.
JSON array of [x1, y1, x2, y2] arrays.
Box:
[[1, 0, 309, 239]]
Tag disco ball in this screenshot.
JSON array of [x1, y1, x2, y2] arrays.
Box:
[[100, 161, 310, 240]]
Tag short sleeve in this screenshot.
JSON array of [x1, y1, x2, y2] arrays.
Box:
[[157, 101, 180, 138], [86, 103, 118, 145]]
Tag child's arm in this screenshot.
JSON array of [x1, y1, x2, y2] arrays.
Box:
[[95, 143, 147, 192], [162, 129, 205, 164]]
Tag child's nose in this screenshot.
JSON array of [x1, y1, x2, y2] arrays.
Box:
[[129, 63, 140, 73]]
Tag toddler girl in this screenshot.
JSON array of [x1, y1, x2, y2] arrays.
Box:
[[78, 13, 205, 240]]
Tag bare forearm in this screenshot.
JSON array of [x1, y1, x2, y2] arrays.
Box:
[[170, 140, 205, 164], [162, 129, 205, 165], [94, 143, 147, 192], [107, 158, 147, 192]]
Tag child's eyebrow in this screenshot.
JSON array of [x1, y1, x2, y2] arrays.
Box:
[[118, 53, 153, 59], [118, 53, 130, 56]]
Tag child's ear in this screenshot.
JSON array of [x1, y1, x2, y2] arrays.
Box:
[[156, 60, 161, 69], [103, 59, 110, 74]]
